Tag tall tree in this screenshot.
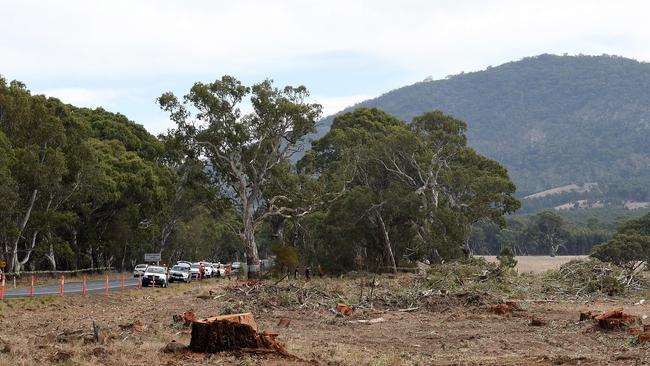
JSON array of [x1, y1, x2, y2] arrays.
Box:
[[158, 76, 321, 278]]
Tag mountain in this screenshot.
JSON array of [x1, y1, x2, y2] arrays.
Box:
[[318, 54, 650, 207]]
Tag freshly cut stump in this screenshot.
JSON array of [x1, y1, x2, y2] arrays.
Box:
[[189, 312, 295, 357], [189, 311, 295, 358], [190, 313, 259, 353]]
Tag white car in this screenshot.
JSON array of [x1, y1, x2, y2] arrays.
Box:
[[169, 264, 192, 283], [190, 263, 200, 279], [133, 264, 148, 278], [141, 265, 169, 287], [203, 262, 214, 278]]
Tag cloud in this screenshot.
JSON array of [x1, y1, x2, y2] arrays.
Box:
[[4, 0, 650, 79], [3, 0, 650, 133], [313, 95, 374, 116]]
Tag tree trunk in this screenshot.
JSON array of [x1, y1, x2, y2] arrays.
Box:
[[45, 241, 57, 271], [15, 231, 39, 273], [10, 189, 38, 272], [241, 208, 260, 279], [375, 211, 397, 274]]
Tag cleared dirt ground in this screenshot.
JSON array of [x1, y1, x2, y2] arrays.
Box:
[[1, 272, 649, 366]]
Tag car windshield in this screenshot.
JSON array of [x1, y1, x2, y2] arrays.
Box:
[[135, 265, 147, 270], [172, 265, 189, 271], [191, 264, 199, 269], [147, 267, 165, 274]]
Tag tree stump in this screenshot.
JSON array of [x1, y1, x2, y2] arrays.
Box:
[[190, 313, 261, 353]]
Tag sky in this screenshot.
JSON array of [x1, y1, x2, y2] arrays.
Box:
[[2, 0, 650, 134]]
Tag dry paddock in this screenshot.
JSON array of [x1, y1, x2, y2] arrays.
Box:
[[0, 274, 649, 365], [478, 255, 589, 273]]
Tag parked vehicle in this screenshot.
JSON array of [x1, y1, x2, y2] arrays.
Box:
[[231, 262, 241, 273], [133, 264, 148, 278], [141, 265, 168, 287], [190, 263, 200, 279], [203, 262, 214, 278], [169, 264, 192, 283]]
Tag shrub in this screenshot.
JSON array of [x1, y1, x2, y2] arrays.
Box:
[[497, 247, 517, 269]]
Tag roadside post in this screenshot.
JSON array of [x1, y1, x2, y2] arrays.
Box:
[[138, 272, 142, 289], [152, 274, 156, 288], [29, 275, 34, 297], [121, 272, 125, 289], [105, 273, 109, 294], [1, 274, 5, 300], [82, 274, 87, 296], [59, 275, 65, 296]]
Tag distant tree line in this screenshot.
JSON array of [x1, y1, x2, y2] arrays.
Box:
[[470, 211, 612, 256], [592, 212, 650, 268]]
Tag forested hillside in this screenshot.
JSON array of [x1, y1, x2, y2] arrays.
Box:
[[319, 54, 650, 202]]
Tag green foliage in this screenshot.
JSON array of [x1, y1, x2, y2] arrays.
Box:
[[299, 108, 518, 270], [271, 244, 299, 271], [544, 259, 628, 296], [497, 247, 517, 269], [159, 76, 322, 274], [426, 257, 513, 293], [591, 213, 650, 267], [0, 75, 223, 272]]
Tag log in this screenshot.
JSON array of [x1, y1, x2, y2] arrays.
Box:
[[594, 308, 623, 321]]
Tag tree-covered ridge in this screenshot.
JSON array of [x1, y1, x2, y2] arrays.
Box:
[[319, 54, 650, 201]]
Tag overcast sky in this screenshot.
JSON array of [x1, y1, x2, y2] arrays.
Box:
[[2, 0, 649, 133]]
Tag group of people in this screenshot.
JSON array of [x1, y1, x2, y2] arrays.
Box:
[[197, 262, 231, 280], [292, 265, 324, 280]]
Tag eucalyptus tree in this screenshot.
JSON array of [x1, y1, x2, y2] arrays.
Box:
[[158, 76, 321, 278], [303, 108, 519, 270], [303, 108, 417, 272]]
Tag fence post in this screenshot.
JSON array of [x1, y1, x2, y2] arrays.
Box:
[[105, 273, 109, 294], [29, 275, 34, 297], [82, 274, 87, 296], [138, 272, 142, 289], [60, 275, 65, 296], [1, 274, 5, 300], [121, 272, 125, 289]]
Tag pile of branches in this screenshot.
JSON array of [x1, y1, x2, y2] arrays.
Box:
[[545, 259, 645, 296], [225, 280, 342, 311], [425, 257, 515, 293], [223, 271, 501, 313]]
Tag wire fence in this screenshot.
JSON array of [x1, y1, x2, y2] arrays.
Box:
[[2, 267, 115, 278]]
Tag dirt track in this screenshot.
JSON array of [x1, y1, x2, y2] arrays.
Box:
[[1, 276, 650, 365]]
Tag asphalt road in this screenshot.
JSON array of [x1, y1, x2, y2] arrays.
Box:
[[3, 278, 142, 298]]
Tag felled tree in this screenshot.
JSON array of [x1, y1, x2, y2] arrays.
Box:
[[158, 76, 321, 278]]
